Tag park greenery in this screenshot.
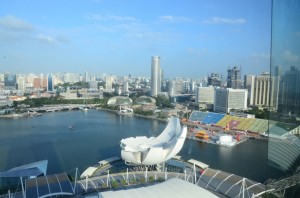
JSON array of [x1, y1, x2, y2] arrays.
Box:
[[245, 107, 269, 119], [154, 95, 174, 109], [134, 109, 153, 116]]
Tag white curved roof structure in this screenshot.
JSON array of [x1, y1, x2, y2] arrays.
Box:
[[107, 96, 132, 106], [120, 117, 187, 165]]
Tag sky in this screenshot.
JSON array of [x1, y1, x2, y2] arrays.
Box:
[[0, 0, 272, 78]]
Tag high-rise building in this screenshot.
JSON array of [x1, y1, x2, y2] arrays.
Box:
[[214, 88, 247, 113], [253, 72, 271, 107], [227, 66, 242, 89], [105, 75, 113, 91], [271, 66, 282, 111], [167, 80, 175, 95], [195, 86, 215, 104], [123, 81, 129, 93], [84, 71, 89, 82], [151, 56, 161, 97], [4, 73, 17, 90], [207, 73, 222, 87], [0, 73, 4, 82], [279, 66, 300, 115], [182, 80, 190, 93], [244, 75, 255, 105], [17, 75, 26, 92], [245, 73, 278, 109], [47, 73, 54, 92], [189, 80, 195, 93]]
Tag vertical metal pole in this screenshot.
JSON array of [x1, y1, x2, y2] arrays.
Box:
[[85, 176, 88, 191], [73, 168, 78, 194], [126, 168, 129, 184], [184, 169, 187, 181], [164, 167, 167, 180], [20, 177, 25, 198], [242, 178, 245, 198], [145, 167, 148, 183], [8, 190, 11, 198], [194, 163, 196, 184], [107, 170, 110, 187]]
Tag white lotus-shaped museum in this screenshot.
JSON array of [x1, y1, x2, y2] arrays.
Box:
[[120, 117, 187, 165]]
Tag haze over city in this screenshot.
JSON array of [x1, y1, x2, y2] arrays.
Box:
[[0, 0, 272, 78]]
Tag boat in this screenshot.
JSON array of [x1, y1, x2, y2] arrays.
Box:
[[195, 131, 210, 141]]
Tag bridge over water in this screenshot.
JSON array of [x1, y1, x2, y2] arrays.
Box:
[[27, 104, 98, 112]]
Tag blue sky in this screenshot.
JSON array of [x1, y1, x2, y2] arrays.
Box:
[[0, 0, 272, 78]]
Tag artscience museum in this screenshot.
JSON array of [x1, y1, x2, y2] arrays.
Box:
[[120, 117, 187, 166]]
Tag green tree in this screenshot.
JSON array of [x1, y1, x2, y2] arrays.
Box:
[[155, 95, 174, 108]]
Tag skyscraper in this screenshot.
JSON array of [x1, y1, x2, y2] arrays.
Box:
[[244, 75, 255, 105], [207, 73, 222, 87], [253, 72, 271, 107], [47, 73, 54, 92], [105, 75, 113, 91], [151, 56, 161, 97], [4, 73, 17, 90], [279, 66, 300, 115], [227, 66, 242, 89]]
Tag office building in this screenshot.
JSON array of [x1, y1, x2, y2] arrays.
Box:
[[47, 73, 54, 92], [279, 66, 300, 115], [105, 75, 113, 91], [214, 88, 247, 113], [244, 75, 255, 105], [182, 80, 190, 93], [84, 71, 89, 82], [227, 66, 242, 89], [17, 76, 26, 92], [207, 73, 222, 87], [4, 73, 17, 90], [123, 81, 129, 93], [0, 73, 4, 82], [189, 80, 195, 93], [195, 86, 215, 104], [253, 72, 271, 107], [151, 56, 161, 97], [194, 86, 215, 110], [270, 66, 282, 111], [167, 80, 175, 95]]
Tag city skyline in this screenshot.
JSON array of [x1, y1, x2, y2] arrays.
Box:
[[1, 0, 271, 78]]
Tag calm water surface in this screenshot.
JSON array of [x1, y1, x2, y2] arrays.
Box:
[[0, 110, 283, 183]]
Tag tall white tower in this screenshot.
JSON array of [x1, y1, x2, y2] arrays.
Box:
[[105, 75, 113, 91], [151, 56, 161, 97]]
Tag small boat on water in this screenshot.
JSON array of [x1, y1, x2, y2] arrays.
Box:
[[195, 131, 210, 141]]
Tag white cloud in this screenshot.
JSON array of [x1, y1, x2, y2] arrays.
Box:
[[56, 35, 71, 43], [86, 13, 138, 22], [187, 48, 208, 56], [203, 17, 246, 25], [37, 34, 56, 44], [37, 34, 70, 44], [125, 31, 171, 42], [0, 15, 34, 31], [283, 50, 299, 62], [159, 15, 192, 23], [251, 53, 270, 59]]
